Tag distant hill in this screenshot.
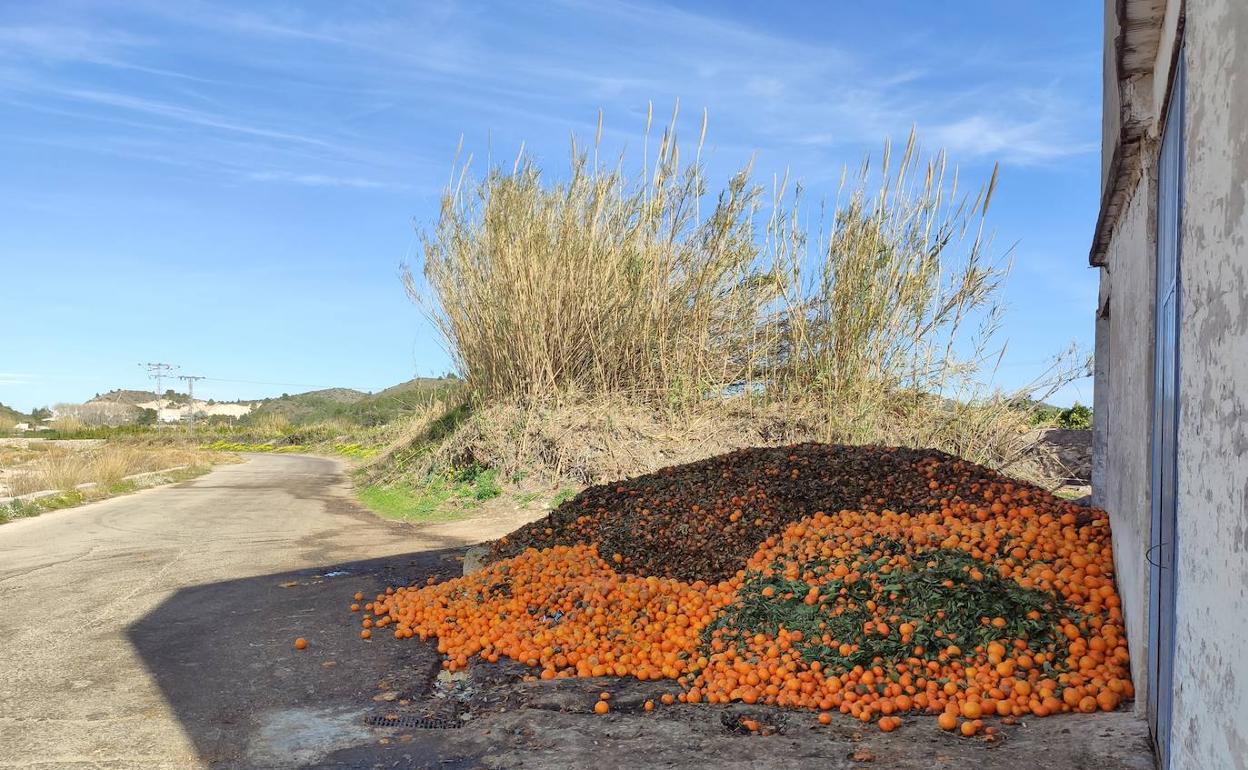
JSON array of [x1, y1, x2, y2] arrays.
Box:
[[65, 378, 461, 428], [288, 387, 369, 404], [343, 378, 460, 426], [0, 402, 29, 424], [243, 389, 365, 424], [89, 389, 182, 406], [243, 378, 460, 427]]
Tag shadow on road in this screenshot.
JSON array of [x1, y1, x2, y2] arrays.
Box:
[[127, 542, 481, 769]]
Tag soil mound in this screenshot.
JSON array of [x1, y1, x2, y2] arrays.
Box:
[[490, 443, 1069, 583]]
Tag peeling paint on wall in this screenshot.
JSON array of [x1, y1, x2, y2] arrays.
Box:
[[1093, 3, 1248, 767], [1169, 2, 1248, 768], [1097, 168, 1156, 713]]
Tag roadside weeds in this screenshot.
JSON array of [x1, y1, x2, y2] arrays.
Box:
[[0, 463, 220, 524]]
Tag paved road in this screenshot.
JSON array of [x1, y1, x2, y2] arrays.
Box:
[[0, 454, 527, 770]]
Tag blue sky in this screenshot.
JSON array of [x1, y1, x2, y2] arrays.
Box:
[[0, 1, 1102, 412]]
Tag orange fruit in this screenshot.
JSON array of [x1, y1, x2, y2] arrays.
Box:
[[358, 446, 1129, 730]]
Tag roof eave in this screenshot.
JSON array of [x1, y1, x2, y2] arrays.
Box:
[[1089, 0, 1169, 267]]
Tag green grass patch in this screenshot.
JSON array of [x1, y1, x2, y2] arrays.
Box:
[[0, 491, 85, 523], [203, 440, 306, 453], [332, 443, 378, 459], [550, 487, 580, 509], [355, 464, 503, 523], [104, 480, 140, 496], [513, 491, 541, 506], [459, 466, 502, 501], [202, 439, 379, 459], [356, 483, 462, 522]]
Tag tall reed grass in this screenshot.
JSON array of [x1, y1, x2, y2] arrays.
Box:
[[404, 111, 1086, 469], [49, 415, 85, 434], [410, 106, 772, 404]]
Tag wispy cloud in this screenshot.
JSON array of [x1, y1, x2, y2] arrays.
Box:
[[0, 24, 147, 62], [0, 0, 1097, 202], [927, 113, 1097, 165], [245, 170, 405, 190], [359, 0, 1093, 167], [54, 87, 337, 149]]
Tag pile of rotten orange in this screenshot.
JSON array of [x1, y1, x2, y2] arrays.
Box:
[[355, 444, 1132, 735]]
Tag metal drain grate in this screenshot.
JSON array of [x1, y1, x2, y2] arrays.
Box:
[[366, 714, 463, 730]]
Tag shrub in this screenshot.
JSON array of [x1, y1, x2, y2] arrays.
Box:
[[1057, 403, 1093, 430], [246, 413, 292, 437]]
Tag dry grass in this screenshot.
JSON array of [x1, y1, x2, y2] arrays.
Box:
[[360, 397, 468, 479], [7, 444, 207, 496], [48, 415, 85, 433], [364, 395, 1067, 491], [245, 413, 294, 438], [395, 113, 1088, 487], [408, 106, 771, 405]]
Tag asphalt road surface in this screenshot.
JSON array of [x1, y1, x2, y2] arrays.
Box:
[[0, 453, 1156, 770], [0, 454, 524, 769]]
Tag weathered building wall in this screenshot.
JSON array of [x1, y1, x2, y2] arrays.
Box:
[[1169, 1, 1248, 767], [1091, 296, 1110, 502], [1101, 1, 1122, 191], [1096, 172, 1156, 709]]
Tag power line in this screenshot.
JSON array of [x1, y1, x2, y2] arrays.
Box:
[[177, 375, 206, 431], [198, 376, 392, 392], [140, 362, 179, 402]]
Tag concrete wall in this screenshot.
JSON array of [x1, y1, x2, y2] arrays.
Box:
[[1095, 171, 1157, 709], [1095, 1, 1248, 767], [1169, 1, 1248, 767]]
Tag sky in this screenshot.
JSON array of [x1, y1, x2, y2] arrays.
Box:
[[0, 1, 1103, 413]]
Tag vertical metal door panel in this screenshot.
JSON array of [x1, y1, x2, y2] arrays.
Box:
[[1148, 49, 1184, 770]]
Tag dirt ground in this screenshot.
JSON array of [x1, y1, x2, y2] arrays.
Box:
[[1003, 428, 1094, 496], [0, 453, 1153, 769]]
